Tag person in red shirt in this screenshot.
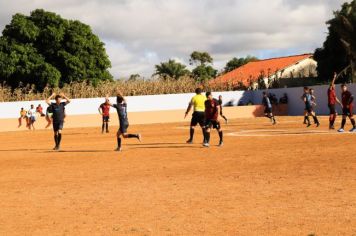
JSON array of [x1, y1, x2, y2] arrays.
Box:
[[98, 98, 111, 133], [203, 92, 223, 147], [338, 84, 356, 132], [327, 72, 342, 129]]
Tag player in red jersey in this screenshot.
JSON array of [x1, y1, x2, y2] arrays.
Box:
[[327, 72, 342, 129], [338, 84, 356, 132], [98, 98, 111, 133], [203, 92, 223, 147]]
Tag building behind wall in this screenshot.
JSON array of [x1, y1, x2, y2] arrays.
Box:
[[211, 54, 320, 90]]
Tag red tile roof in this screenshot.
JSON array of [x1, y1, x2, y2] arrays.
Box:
[[212, 54, 313, 87]]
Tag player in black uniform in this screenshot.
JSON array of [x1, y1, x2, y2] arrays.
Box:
[[109, 93, 141, 152], [46, 93, 71, 151]]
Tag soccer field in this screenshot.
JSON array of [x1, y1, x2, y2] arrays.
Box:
[[0, 116, 355, 235]]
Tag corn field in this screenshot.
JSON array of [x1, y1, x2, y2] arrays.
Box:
[[0, 77, 236, 102]]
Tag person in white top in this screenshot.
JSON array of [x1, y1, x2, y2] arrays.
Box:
[[27, 104, 37, 130]]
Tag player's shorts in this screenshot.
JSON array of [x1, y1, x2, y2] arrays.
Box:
[[119, 120, 129, 133], [102, 115, 110, 122], [53, 121, 64, 132], [328, 104, 336, 114], [264, 106, 272, 114], [305, 104, 313, 113], [191, 111, 205, 127], [30, 116, 36, 122], [342, 106, 353, 117], [205, 119, 221, 130]]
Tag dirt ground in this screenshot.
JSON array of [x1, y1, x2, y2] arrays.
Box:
[[0, 116, 355, 236]]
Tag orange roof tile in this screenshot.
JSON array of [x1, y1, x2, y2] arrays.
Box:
[[212, 54, 313, 87]]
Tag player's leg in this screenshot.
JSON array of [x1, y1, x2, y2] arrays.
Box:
[[203, 126, 211, 147], [122, 122, 141, 141], [45, 115, 51, 128], [338, 113, 347, 132], [105, 117, 109, 133], [311, 111, 320, 127], [303, 110, 308, 124], [18, 117, 22, 127], [187, 113, 197, 143], [348, 109, 356, 132], [101, 117, 105, 133], [115, 130, 123, 151], [329, 105, 336, 129], [216, 122, 223, 146], [269, 112, 276, 124]]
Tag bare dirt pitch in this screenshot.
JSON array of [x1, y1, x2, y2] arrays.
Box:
[[0, 116, 355, 236]]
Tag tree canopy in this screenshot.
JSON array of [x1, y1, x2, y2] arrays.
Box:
[[154, 59, 190, 80], [314, 0, 356, 83], [0, 9, 112, 90], [223, 56, 258, 73], [189, 51, 217, 81]]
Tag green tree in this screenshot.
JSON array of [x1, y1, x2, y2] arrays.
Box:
[[224, 56, 258, 73], [314, 1, 356, 83], [0, 9, 112, 90], [154, 59, 190, 80], [189, 51, 217, 81]]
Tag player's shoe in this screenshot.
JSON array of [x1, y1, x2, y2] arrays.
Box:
[[316, 123, 320, 127], [225, 119, 228, 124], [306, 123, 311, 127], [218, 141, 223, 147], [53, 146, 57, 151], [186, 139, 193, 144], [338, 128, 345, 133], [137, 134, 142, 142], [115, 147, 122, 152], [203, 143, 210, 148], [106, 130, 109, 133], [349, 128, 356, 132], [329, 125, 335, 130]]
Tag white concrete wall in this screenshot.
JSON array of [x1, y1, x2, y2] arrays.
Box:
[[0, 91, 251, 119], [1, 84, 355, 119]]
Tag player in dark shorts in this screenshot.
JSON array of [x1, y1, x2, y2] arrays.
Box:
[[301, 87, 320, 127], [218, 95, 228, 124], [338, 84, 356, 132], [109, 93, 141, 152], [203, 92, 223, 147], [98, 98, 111, 133], [327, 72, 342, 129], [185, 88, 207, 144], [46, 93, 71, 151], [262, 92, 276, 125]]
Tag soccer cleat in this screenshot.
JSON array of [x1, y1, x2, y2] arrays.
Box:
[[115, 147, 122, 152], [203, 143, 210, 148], [53, 146, 58, 150], [218, 141, 224, 147], [338, 128, 345, 133], [307, 123, 311, 127], [316, 123, 320, 127], [106, 130, 109, 133], [186, 139, 193, 144], [329, 125, 335, 130], [349, 128, 356, 132], [137, 134, 142, 142]]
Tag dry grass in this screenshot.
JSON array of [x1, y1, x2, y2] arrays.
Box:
[[0, 77, 236, 102]]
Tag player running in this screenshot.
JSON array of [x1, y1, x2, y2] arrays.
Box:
[[262, 92, 276, 125], [46, 93, 71, 151], [110, 92, 141, 152], [218, 95, 228, 124], [338, 84, 356, 132], [327, 72, 342, 129], [203, 92, 223, 147], [301, 87, 320, 127], [98, 98, 111, 133], [27, 104, 37, 130], [185, 88, 207, 144]]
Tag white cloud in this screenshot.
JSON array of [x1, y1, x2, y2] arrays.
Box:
[[0, 0, 345, 78]]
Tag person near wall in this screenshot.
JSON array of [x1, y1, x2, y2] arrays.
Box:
[[301, 87, 320, 127], [18, 107, 28, 128], [327, 72, 342, 129], [184, 88, 207, 144], [338, 84, 356, 133]]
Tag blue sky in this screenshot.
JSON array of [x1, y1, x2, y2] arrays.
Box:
[[0, 0, 345, 78]]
